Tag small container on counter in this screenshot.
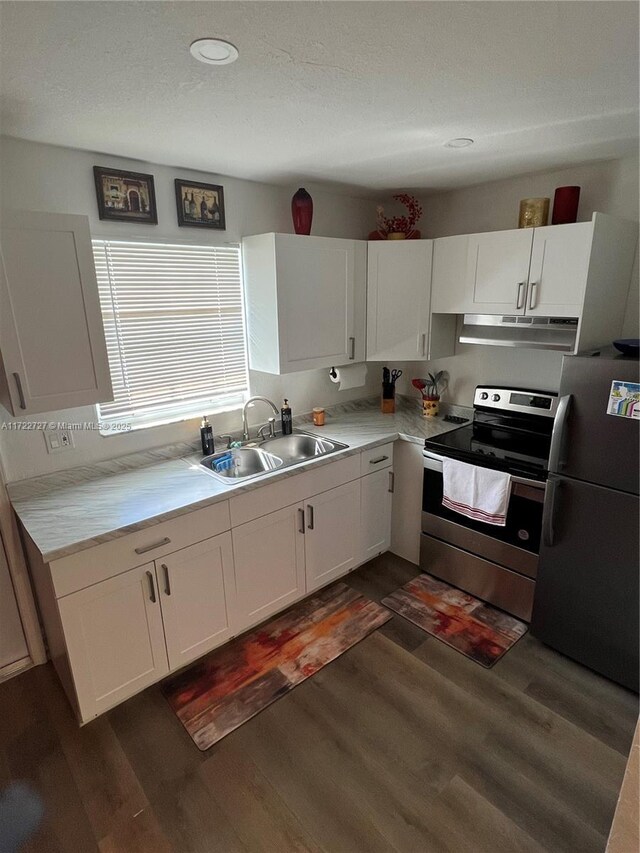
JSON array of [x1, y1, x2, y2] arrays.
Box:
[[281, 399, 293, 435], [200, 415, 215, 456], [312, 407, 325, 426]]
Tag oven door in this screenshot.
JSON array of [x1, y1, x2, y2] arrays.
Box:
[[422, 451, 545, 579]]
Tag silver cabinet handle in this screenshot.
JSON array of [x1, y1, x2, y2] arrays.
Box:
[[516, 282, 526, 310], [529, 281, 538, 309], [370, 455, 389, 465], [12, 373, 26, 410], [134, 537, 171, 555], [298, 508, 305, 534], [307, 505, 315, 530], [348, 337, 355, 360], [388, 471, 395, 493], [419, 333, 427, 357], [161, 563, 171, 596], [146, 570, 157, 603]]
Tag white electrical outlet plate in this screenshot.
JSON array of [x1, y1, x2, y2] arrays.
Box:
[[44, 428, 75, 454]]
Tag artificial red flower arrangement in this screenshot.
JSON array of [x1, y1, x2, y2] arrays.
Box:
[[369, 193, 423, 240]]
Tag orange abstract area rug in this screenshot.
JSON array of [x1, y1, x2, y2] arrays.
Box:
[[382, 573, 527, 668], [161, 583, 391, 750]]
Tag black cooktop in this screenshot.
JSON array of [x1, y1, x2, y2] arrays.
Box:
[[425, 420, 552, 480]]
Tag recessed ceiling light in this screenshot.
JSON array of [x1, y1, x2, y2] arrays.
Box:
[[444, 137, 474, 148], [190, 38, 239, 66]]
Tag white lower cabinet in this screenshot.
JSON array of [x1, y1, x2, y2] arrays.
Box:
[[158, 533, 236, 671], [32, 448, 396, 724], [305, 480, 361, 592], [232, 504, 306, 629], [360, 467, 394, 562], [58, 563, 169, 721]]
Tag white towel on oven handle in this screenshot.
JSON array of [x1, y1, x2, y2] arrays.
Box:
[[441, 457, 511, 527]]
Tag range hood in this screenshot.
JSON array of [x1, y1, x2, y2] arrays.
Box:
[[459, 314, 578, 352]]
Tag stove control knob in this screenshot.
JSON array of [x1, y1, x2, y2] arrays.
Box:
[[480, 392, 489, 400], [491, 394, 500, 401]]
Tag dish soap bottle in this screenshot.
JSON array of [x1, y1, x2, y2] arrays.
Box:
[[200, 415, 215, 456], [281, 399, 293, 435]]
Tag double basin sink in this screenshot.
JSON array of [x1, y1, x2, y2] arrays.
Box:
[[200, 430, 349, 482]]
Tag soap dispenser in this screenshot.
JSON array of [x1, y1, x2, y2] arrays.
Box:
[[200, 416, 215, 456], [281, 399, 293, 435]]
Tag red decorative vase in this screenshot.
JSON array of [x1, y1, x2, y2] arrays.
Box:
[[291, 187, 313, 235], [552, 186, 580, 225]]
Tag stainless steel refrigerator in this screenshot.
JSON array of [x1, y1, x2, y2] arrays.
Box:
[[531, 346, 639, 692]]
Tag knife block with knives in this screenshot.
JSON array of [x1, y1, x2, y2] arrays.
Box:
[[381, 366, 402, 414]]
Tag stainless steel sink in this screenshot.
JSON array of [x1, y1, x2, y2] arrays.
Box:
[[260, 432, 348, 465], [199, 431, 348, 483], [200, 447, 283, 481]]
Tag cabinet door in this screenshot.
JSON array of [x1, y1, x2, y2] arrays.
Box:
[[58, 563, 168, 722], [360, 468, 393, 563], [232, 503, 306, 631], [158, 533, 236, 671], [466, 229, 533, 314], [526, 222, 592, 317], [275, 235, 366, 372], [431, 234, 470, 313], [0, 211, 112, 415], [366, 241, 432, 361], [305, 480, 361, 592]]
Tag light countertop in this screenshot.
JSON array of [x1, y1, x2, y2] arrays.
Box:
[[9, 397, 470, 563]]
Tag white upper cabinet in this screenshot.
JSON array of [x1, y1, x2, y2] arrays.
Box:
[[243, 233, 367, 374], [466, 228, 534, 315], [430, 214, 638, 333], [366, 241, 432, 361], [430, 234, 469, 314], [526, 222, 592, 317], [0, 210, 112, 416]]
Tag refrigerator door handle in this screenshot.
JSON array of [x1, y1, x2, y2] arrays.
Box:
[[548, 394, 571, 474], [542, 478, 561, 547]]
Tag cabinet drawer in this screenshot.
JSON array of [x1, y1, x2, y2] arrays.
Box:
[[360, 443, 394, 475], [49, 500, 231, 598], [230, 454, 361, 527]]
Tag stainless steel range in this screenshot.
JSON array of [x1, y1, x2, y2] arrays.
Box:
[[421, 386, 558, 621]]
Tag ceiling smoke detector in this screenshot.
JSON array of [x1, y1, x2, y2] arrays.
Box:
[[444, 138, 475, 148], [190, 38, 239, 66]]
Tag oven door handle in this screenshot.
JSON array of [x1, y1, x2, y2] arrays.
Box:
[[423, 450, 545, 491]]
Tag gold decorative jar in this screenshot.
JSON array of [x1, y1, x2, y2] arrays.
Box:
[[518, 197, 550, 229]]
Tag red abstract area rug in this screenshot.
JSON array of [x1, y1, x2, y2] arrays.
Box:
[[162, 583, 391, 750], [382, 573, 527, 668]]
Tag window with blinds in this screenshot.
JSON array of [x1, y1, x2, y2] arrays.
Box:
[[93, 240, 249, 431]]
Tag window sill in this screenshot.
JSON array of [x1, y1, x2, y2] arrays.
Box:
[[97, 399, 246, 437]]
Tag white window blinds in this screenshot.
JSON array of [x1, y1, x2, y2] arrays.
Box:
[[93, 240, 248, 429]]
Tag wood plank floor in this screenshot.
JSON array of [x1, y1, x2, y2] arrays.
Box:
[[1, 554, 637, 852]]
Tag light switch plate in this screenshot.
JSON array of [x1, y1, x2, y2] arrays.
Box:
[[44, 428, 75, 454]]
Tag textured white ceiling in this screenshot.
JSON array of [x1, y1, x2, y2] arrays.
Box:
[[0, 1, 637, 194]]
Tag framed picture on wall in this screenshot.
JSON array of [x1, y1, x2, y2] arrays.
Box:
[[175, 179, 226, 229], [93, 166, 158, 224]]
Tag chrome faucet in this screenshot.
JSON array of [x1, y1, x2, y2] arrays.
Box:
[[242, 396, 279, 441]]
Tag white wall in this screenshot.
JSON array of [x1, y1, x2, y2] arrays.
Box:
[[393, 156, 639, 405], [0, 137, 378, 482]]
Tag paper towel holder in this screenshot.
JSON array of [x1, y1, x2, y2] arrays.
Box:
[[329, 367, 338, 380]]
